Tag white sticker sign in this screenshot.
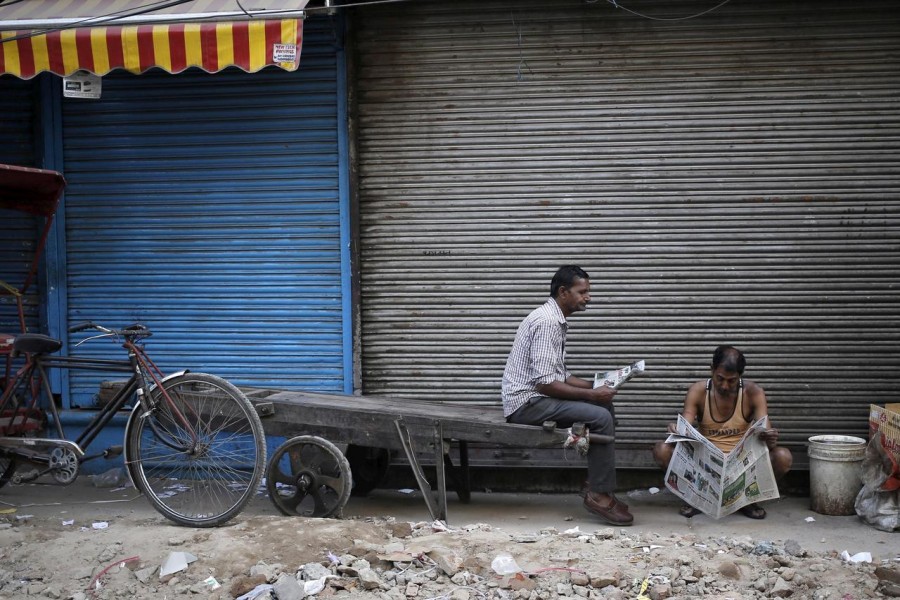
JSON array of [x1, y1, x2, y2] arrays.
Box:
[[273, 43, 297, 63], [63, 72, 102, 99]]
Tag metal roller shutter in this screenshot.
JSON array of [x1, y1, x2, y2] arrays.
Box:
[[61, 19, 347, 407], [352, 0, 900, 467], [0, 79, 40, 334]]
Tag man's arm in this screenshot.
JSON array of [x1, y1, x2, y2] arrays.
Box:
[[667, 381, 705, 433], [536, 376, 616, 404], [746, 382, 779, 449]]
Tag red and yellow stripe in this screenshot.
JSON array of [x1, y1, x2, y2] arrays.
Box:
[[0, 18, 301, 79]]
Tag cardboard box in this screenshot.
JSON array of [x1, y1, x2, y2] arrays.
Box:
[[869, 403, 900, 462]]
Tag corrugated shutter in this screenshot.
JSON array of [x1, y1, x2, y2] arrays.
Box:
[[61, 18, 345, 407], [0, 78, 40, 334], [353, 0, 900, 467]]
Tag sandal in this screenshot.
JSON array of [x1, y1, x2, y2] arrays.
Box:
[[679, 504, 702, 518], [738, 503, 766, 520]]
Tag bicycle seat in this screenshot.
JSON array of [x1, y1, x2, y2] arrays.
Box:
[[13, 333, 62, 355], [0, 333, 13, 355]]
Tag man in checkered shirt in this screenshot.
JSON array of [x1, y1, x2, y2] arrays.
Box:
[[502, 265, 632, 526]]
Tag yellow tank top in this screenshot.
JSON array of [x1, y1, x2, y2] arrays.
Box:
[[698, 378, 749, 453]]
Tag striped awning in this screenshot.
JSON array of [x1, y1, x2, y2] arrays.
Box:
[[0, 1, 307, 79]]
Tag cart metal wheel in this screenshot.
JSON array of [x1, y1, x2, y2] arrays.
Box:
[[266, 435, 352, 518]]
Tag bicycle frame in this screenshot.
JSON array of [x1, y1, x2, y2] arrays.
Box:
[[0, 334, 194, 460], [1, 323, 267, 528]]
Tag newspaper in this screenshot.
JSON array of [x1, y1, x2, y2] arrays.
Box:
[[593, 360, 645, 389], [663, 414, 779, 519]]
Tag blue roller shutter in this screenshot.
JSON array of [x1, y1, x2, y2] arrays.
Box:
[[0, 79, 40, 334], [60, 20, 346, 407]]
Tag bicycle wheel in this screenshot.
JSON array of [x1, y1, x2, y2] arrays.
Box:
[[125, 373, 265, 527]]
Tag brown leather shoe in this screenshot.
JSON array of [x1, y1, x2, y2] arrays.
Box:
[[584, 491, 634, 526], [580, 482, 629, 509]]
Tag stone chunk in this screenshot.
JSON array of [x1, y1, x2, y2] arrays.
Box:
[[230, 574, 268, 597], [273, 573, 305, 600], [877, 566, 900, 586], [718, 561, 742, 580], [428, 546, 463, 576], [783, 539, 804, 557], [649, 582, 672, 600], [770, 576, 793, 598], [359, 567, 383, 590], [390, 522, 414, 538], [250, 562, 281, 582], [588, 569, 620, 588]]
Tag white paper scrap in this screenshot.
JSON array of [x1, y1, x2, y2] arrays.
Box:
[[159, 551, 198, 578], [840, 551, 872, 564]]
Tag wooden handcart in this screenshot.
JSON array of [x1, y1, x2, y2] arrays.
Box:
[[244, 388, 612, 523]]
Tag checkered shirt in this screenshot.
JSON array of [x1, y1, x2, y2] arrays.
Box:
[[501, 298, 571, 417]]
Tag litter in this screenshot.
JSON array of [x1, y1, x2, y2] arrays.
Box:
[[431, 520, 450, 532], [203, 576, 221, 590], [91, 522, 108, 529], [304, 575, 332, 595], [90, 467, 125, 488], [635, 545, 665, 553], [159, 551, 198, 578], [491, 554, 522, 575], [840, 551, 872, 563]]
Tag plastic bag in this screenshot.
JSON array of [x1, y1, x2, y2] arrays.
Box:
[[853, 435, 900, 532], [90, 467, 125, 488], [490, 554, 522, 575]]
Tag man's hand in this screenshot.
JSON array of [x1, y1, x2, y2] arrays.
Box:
[[758, 428, 779, 450], [666, 422, 678, 434], [589, 385, 616, 404]]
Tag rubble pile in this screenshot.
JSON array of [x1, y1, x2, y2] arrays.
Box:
[[2, 516, 898, 599]]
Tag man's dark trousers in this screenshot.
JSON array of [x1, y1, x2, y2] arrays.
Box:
[[508, 397, 616, 493]]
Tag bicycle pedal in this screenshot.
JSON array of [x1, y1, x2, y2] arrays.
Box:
[[104, 445, 123, 458]]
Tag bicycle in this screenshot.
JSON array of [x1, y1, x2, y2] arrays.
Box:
[[0, 322, 266, 527]]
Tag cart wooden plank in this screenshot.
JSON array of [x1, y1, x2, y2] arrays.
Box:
[[248, 388, 576, 450]]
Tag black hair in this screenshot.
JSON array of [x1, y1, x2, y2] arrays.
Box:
[[712, 345, 746, 374], [550, 265, 589, 298]]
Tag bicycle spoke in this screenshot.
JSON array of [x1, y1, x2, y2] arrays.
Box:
[[127, 373, 265, 527]]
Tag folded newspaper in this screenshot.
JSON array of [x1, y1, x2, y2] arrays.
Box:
[[663, 414, 778, 519], [593, 360, 645, 389]]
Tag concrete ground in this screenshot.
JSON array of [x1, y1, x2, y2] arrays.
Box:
[[1, 477, 896, 563]]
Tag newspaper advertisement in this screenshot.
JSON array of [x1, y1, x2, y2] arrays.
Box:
[[593, 360, 645, 389], [663, 414, 779, 519]]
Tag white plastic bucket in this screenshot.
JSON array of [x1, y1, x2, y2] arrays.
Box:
[[807, 435, 867, 516]]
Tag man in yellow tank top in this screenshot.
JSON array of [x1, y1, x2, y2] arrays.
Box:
[[652, 346, 793, 519]]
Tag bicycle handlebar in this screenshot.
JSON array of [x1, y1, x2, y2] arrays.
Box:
[[68, 322, 152, 338], [68, 321, 98, 333]]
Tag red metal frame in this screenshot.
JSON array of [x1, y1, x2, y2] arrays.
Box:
[[0, 163, 66, 382]]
